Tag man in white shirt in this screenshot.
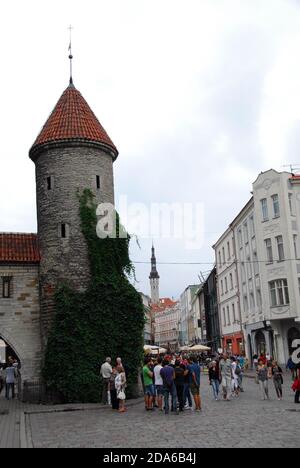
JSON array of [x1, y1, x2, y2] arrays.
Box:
[[100, 357, 112, 404], [154, 357, 164, 410]]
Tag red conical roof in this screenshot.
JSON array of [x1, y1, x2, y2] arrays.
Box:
[[29, 83, 118, 160]]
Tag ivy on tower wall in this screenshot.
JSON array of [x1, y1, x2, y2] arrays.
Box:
[[43, 189, 145, 403]]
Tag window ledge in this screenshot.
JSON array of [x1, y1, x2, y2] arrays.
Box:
[[270, 304, 290, 309]]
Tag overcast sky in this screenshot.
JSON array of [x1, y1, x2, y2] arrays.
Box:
[[1, 0, 300, 299]]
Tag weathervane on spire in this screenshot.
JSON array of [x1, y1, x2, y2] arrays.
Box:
[[68, 25, 74, 85]]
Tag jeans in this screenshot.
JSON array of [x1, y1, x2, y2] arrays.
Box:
[[211, 379, 220, 399], [163, 383, 177, 413], [175, 384, 184, 410], [5, 383, 15, 399], [259, 380, 269, 399], [295, 391, 300, 404], [183, 383, 192, 407]]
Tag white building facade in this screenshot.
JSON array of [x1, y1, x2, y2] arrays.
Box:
[[216, 169, 300, 365]]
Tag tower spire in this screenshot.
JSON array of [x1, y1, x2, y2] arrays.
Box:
[[149, 244, 160, 305], [68, 25, 74, 85]]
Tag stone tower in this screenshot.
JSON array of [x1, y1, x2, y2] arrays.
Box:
[[29, 79, 118, 345], [149, 245, 160, 305]]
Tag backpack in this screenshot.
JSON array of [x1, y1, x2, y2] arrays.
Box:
[[235, 365, 241, 376]]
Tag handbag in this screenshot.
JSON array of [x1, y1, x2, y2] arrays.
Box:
[[118, 389, 126, 400]]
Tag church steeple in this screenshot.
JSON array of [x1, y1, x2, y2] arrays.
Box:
[[149, 244, 160, 304]]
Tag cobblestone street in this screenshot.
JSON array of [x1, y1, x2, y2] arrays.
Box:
[[25, 375, 300, 448]]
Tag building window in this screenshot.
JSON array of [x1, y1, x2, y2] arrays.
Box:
[[2, 277, 12, 298], [253, 252, 259, 276], [223, 308, 226, 327], [96, 175, 101, 190], [60, 223, 70, 239], [256, 289, 262, 307], [265, 238, 273, 263], [227, 306, 231, 325], [247, 259, 252, 279], [243, 295, 249, 313], [222, 247, 225, 264], [250, 292, 255, 309], [294, 235, 298, 259], [241, 263, 246, 283], [238, 229, 243, 249], [225, 277, 228, 293], [272, 194, 280, 218], [298, 278, 300, 296], [221, 280, 224, 296], [261, 199, 268, 222], [243, 222, 249, 244], [227, 241, 231, 260], [276, 235, 285, 261], [230, 273, 233, 290], [218, 251, 222, 266], [269, 279, 289, 307], [46, 176, 53, 190], [232, 303, 236, 322], [288, 193, 294, 215], [249, 216, 255, 237]]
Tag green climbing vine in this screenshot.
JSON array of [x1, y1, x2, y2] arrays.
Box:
[[43, 189, 145, 403]]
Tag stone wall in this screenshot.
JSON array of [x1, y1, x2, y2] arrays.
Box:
[[34, 142, 115, 344], [0, 264, 42, 383]]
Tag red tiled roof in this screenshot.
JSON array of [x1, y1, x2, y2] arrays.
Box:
[[29, 83, 118, 160], [151, 298, 178, 313], [0, 233, 40, 263]]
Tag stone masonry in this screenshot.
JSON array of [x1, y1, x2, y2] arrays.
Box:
[[0, 264, 42, 382]]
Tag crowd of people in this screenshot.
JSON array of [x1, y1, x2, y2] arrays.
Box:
[[100, 351, 300, 415], [0, 356, 21, 400]]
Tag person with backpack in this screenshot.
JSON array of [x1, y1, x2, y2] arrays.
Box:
[[160, 359, 178, 415], [286, 356, 297, 380]]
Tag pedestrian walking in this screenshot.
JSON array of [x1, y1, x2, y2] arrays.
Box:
[[231, 357, 240, 397], [271, 361, 283, 400], [208, 361, 220, 400], [143, 357, 155, 411], [174, 360, 185, 411], [109, 367, 119, 410], [5, 362, 17, 400], [100, 357, 112, 405], [253, 354, 259, 371], [256, 360, 270, 401], [115, 366, 127, 413], [188, 357, 201, 411], [160, 359, 178, 415], [219, 353, 232, 401]]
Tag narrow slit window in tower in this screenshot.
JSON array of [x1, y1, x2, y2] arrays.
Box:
[[47, 176, 53, 190], [96, 175, 100, 190]]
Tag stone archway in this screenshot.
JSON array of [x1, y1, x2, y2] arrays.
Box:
[[0, 329, 23, 367], [255, 330, 266, 356], [288, 327, 300, 355]]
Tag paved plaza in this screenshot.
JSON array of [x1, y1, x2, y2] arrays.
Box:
[[1, 373, 299, 448], [24, 374, 300, 448]]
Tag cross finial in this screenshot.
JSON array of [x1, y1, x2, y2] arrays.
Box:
[[68, 25, 74, 85]]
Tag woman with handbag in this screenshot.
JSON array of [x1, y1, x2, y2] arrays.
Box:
[[115, 366, 127, 413], [256, 360, 270, 400], [271, 361, 283, 400]]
